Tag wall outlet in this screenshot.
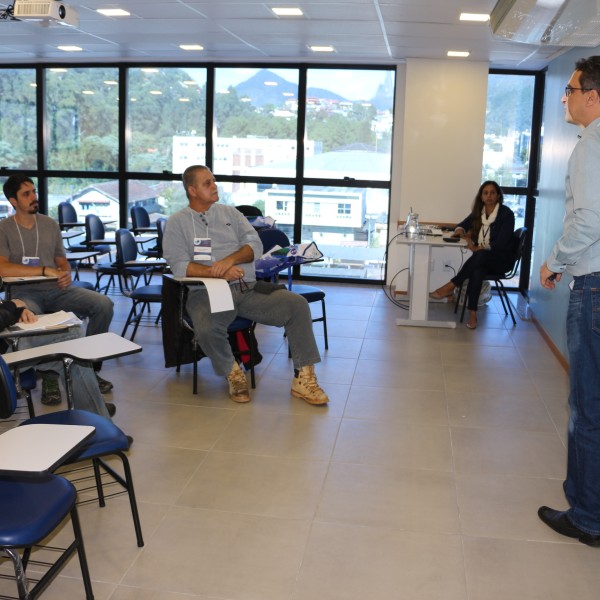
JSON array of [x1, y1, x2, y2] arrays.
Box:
[[443, 261, 453, 272]]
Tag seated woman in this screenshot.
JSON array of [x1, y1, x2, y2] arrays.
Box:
[[0, 297, 113, 418], [430, 180, 515, 330]]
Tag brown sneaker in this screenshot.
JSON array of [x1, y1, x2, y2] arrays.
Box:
[[226, 362, 250, 403], [291, 366, 329, 405]]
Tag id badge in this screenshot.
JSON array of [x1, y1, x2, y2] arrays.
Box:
[[22, 256, 40, 266], [193, 238, 212, 262]]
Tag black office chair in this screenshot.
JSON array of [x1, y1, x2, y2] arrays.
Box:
[[58, 201, 88, 251], [130, 206, 156, 234], [456, 226, 528, 326], [257, 228, 328, 349], [116, 229, 163, 341], [161, 276, 260, 394], [0, 473, 94, 599], [140, 216, 166, 259], [84, 214, 112, 259], [0, 354, 145, 548], [235, 204, 263, 217]]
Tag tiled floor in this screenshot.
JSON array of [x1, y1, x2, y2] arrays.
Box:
[[5, 276, 600, 600]]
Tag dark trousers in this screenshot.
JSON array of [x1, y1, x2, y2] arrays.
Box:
[[451, 250, 512, 311]]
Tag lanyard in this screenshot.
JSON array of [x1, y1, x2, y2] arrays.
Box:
[[13, 215, 39, 258]]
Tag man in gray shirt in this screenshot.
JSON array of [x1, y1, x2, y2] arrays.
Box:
[[0, 174, 115, 404], [163, 164, 328, 405]]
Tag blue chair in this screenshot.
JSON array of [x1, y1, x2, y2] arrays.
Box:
[[0, 473, 94, 599], [130, 205, 155, 234], [116, 229, 163, 341], [257, 228, 328, 349], [0, 355, 144, 548]]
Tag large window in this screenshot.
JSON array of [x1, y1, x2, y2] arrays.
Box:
[[45, 67, 119, 171], [305, 69, 394, 181], [483, 73, 535, 187], [483, 71, 541, 290], [214, 68, 299, 178], [0, 69, 37, 169], [128, 67, 206, 173], [1, 63, 396, 284]]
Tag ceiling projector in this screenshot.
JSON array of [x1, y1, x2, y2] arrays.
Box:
[[13, 0, 79, 26]]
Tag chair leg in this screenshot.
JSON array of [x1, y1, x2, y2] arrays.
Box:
[[4, 549, 29, 599], [96, 454, 145, 547], [69, 505, 95, 600], [320, 298, 328, 350], [92, 458, 106, 507], [496, 281, 516, 325]]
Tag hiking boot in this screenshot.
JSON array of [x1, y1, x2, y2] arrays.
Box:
[[95, 373, 114, 394], [105, 402, 116, 417], [226, 362, 250, 403], [291, 366, 329, 405], [41, 373, 62, 405]]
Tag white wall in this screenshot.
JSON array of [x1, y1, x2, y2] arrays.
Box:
[[388, 58, 490, 289], [530, 48, 593, 359]]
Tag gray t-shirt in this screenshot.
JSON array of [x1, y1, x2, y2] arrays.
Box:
[[0, 214, 66, 290]]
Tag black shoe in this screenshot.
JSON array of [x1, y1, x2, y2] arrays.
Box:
[[538, 506, 600, 547], [41, 373, 62, 405], [95, 373, 114, 394], [105, 402, 116, 417], [126, 435, 134, 447]]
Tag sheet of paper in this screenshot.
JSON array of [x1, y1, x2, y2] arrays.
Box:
[[197, 278, 234, 313], [12, 310, 82, 331]]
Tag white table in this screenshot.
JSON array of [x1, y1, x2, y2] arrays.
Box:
[[396, 234, 467, 328], [5, 332, 142, 409], [0, 424, 95, 474]]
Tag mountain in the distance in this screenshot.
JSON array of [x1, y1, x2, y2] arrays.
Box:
[[235, 69, 347, 107], [234, 68, 394, 111]]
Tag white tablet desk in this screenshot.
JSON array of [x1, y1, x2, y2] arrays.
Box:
[[0, 424, 96, 475], [396, 234, 467, 329], [4, 332, 142, 409]]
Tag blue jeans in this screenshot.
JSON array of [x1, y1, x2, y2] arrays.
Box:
[[564, 273, 600, 534], [186, 282, 321, 376], [12, 327, 109, 418], [14, 285, 114, 337]]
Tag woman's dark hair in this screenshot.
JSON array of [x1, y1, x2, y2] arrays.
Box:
[[469, 180, 503, 239]]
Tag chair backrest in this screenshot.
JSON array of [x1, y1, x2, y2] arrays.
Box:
[[131, 206, 151, 230], [258, 228, 290, 254], [236, 204, 263, 217], [58, 202, 78, 225], [505, 226, 528, 278], [156, 217, 167, 251], [116, 228, 139, 264], [85, 214, 106, 242], [0, 355, 18, 419]]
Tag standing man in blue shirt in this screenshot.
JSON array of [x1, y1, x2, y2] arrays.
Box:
[[539, 56, 600, 546], [163, 164, 328, 405]]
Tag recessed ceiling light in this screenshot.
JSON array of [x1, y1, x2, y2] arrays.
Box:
[[58, 46, 82, 52], [29, 83, 37, 87], [149, 90, 162, 95], [179, 44, 204, 51], [447, 50, 470, 58], [104, 80, 118, 85], [309, 45, 335, 53], [179, 98, 190, 102], [460, 13, 489, 22], [271, 7, 303, 17], [82, 90, 95, 95], [264, 81, 278, 86], [97, 8, 130, 16]]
